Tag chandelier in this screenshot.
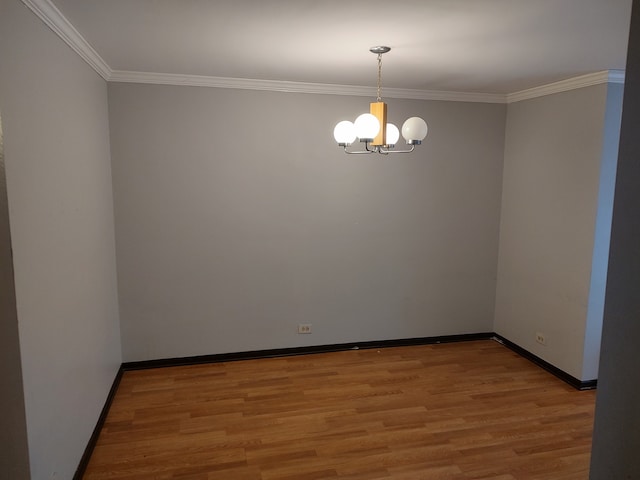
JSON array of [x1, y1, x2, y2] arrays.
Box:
[[333, 46, 428, 155]]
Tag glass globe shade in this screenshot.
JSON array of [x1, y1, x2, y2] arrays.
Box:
[[354, 113, 380, 141], [386, 123, 400, 145], [333, 120, 356, 145], [401, 117, 428, 144]]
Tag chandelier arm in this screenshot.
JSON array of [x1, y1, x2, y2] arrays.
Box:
[[343, 147, 375, 155], [343, 142, 377, 154], [378, 145, 416, 154]]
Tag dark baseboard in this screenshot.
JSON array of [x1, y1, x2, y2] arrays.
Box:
[[75, 330, 595, 477], [121, 332, 495, 371], [492, 334, 597, 391], [73, 365, 124, 480]]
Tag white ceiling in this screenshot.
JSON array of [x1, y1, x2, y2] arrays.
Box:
[[48, 0, 632, 95]]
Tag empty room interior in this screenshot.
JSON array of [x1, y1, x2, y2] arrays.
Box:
[[2, 0, 640, 479]]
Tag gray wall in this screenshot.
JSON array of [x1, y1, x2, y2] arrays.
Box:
[[0, 114, 31, 479], [0, 1, 122, 479], [108, 83, 506, 362], [495, 84, 621, 380], [590, 0, 640, 475]]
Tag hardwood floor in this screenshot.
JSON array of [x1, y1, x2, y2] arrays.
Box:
[[83, 340, 596, 480]]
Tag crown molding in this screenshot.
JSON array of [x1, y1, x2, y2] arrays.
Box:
[[109, 70, 507, 103], [21, 0, 111, 80], [506, 70, 626, 103], [110, 68, 625, 104]]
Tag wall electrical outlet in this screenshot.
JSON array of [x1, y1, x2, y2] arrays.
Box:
[[535, 332, 546, 345], [298, 324, 312, 334]]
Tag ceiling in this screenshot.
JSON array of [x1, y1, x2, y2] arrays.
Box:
[[48, 0, 633, 95]]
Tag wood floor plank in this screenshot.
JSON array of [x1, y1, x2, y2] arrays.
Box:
[[83, 340, 596, 479]]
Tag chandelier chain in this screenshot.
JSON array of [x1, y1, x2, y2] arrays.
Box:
[[377, 53, 383, 102]]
